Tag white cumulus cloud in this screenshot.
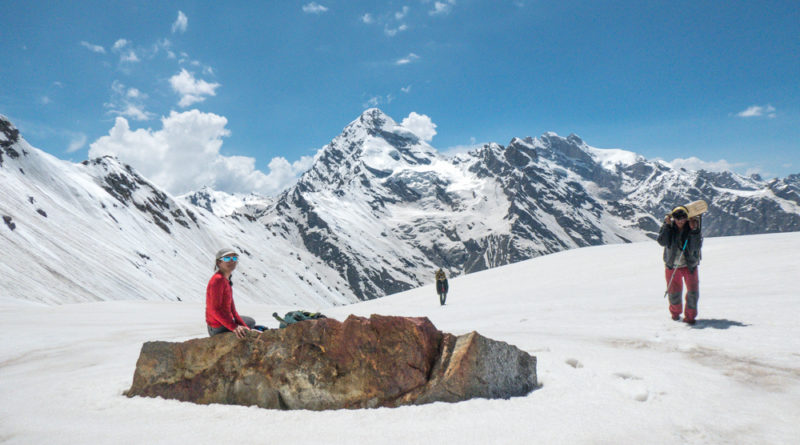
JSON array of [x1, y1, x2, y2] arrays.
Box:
[[737, 104, 776, 118], [401, 112, 437, 142], [89, 110, 312, 196], [302, 2, 328, 14], [169, 69, 221, 107], [361, 13, 374, 24], [172, 11, 188, 33]]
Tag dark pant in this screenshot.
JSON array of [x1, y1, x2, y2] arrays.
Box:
[[207, 316, 255, 336], [665, 267, 699, 321]]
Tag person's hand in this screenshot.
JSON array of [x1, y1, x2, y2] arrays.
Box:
[[234, 325, 250, 339], [689, 217, 699, 230], [664, 214, 672, 225]]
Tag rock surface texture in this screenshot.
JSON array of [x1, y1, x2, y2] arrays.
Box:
[[126, 315, 537, 410]]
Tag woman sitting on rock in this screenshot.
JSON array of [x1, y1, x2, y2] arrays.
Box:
[[206, 248, 257, 338]]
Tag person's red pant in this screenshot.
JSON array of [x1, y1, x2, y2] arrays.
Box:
[[665, 267, 699, 321]]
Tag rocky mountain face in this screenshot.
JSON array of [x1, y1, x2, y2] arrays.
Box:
[[2, 111, 799, 305], [250, 109, 800, 300]]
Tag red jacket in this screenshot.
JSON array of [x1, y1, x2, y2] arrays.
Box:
[[205, 273, 247, 331]]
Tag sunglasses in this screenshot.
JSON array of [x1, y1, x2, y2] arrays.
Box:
[[219, 256, 238, 262]]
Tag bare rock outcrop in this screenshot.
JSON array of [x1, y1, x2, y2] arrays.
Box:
[[126, 314, 537, 410]]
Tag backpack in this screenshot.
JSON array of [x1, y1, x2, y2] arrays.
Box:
[[272, 310, 326, 328]]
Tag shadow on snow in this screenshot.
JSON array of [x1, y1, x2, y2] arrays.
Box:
[[692, 318, 750, 330]]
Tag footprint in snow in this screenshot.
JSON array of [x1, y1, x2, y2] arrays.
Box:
[[613, 372, 649, 402], [565, 358, 583, 368]]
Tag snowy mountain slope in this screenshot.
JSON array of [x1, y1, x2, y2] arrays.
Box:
[[180, 186, 272, 218], [0, 116, 356, 306], [2, 110, 799, 305], [1, 232, 798, 444]]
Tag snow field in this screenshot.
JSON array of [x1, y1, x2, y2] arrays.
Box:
[[1, 232, 799, 444]]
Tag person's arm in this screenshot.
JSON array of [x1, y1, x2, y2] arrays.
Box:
[[686, 218, 703, 271], [656, 216, 673, 247], [230, 299, 248, 328], [207, 277, 239, 332]]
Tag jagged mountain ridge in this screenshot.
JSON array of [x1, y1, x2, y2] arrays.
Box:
[[244, 109, 800, 300], [2, 110, 799, 305]]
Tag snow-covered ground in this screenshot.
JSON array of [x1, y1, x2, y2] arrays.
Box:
[[1, 232, 799, 444]]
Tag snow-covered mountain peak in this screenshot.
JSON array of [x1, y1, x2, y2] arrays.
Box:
[[353, 108, 395, 132], [296, 109, 440, 192], [586, 146, 644, 170], [179, 186, 272, 217], [2, 111, 799, 307]]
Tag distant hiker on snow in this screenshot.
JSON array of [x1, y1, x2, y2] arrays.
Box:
[[435, 268, 449, 305], [206, 248, 260, 338], [657, 206, 703, 325]]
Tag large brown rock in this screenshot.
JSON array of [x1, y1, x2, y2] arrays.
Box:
[[126, 314, 537, 410]]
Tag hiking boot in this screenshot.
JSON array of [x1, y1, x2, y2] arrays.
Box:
[[671, 313, 680, 321], [683, 318, 696, 326]]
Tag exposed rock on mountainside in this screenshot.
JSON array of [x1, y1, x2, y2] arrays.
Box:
[[1, 111, 799, 305], [247, 109, 800, 299], [126, 315, 538, 410]]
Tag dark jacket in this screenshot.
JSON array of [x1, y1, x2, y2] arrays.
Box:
[[657, 221, 703, 271]]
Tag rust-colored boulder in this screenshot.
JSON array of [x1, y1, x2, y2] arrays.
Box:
[[126, 314, 537, 410]]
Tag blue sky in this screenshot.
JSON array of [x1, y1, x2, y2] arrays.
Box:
[[2, 0, 798, 195]]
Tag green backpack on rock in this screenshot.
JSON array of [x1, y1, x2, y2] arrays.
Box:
[[272, 310, 326, 328]]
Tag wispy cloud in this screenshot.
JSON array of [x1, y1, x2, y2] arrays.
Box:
[[67, 133, 87, 153], [442, 138, 484, 157], [111, 39, 139, 63], [401, 85, 412, 93], [120, 51, 140, 63], [384, 24, 408, 37], [40, 96, 51, 105], [105, 80, 155, 121], [169, 69, 221, 107], [395, 6, 410, 20], [302, 2, 328, 14], [80, 41, 106, 53], [172, 11, 188, 33], [361, 7, 411, 37], [668, 156, 747, 173], [737, 104, 776, 118], [362, 94, 395, 108], [153, 39, 174, 58], [383, 24, 408, 37], [395, 53, 420, 65], [429, 0, 456, 16], [112, 39, 129, 51]]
